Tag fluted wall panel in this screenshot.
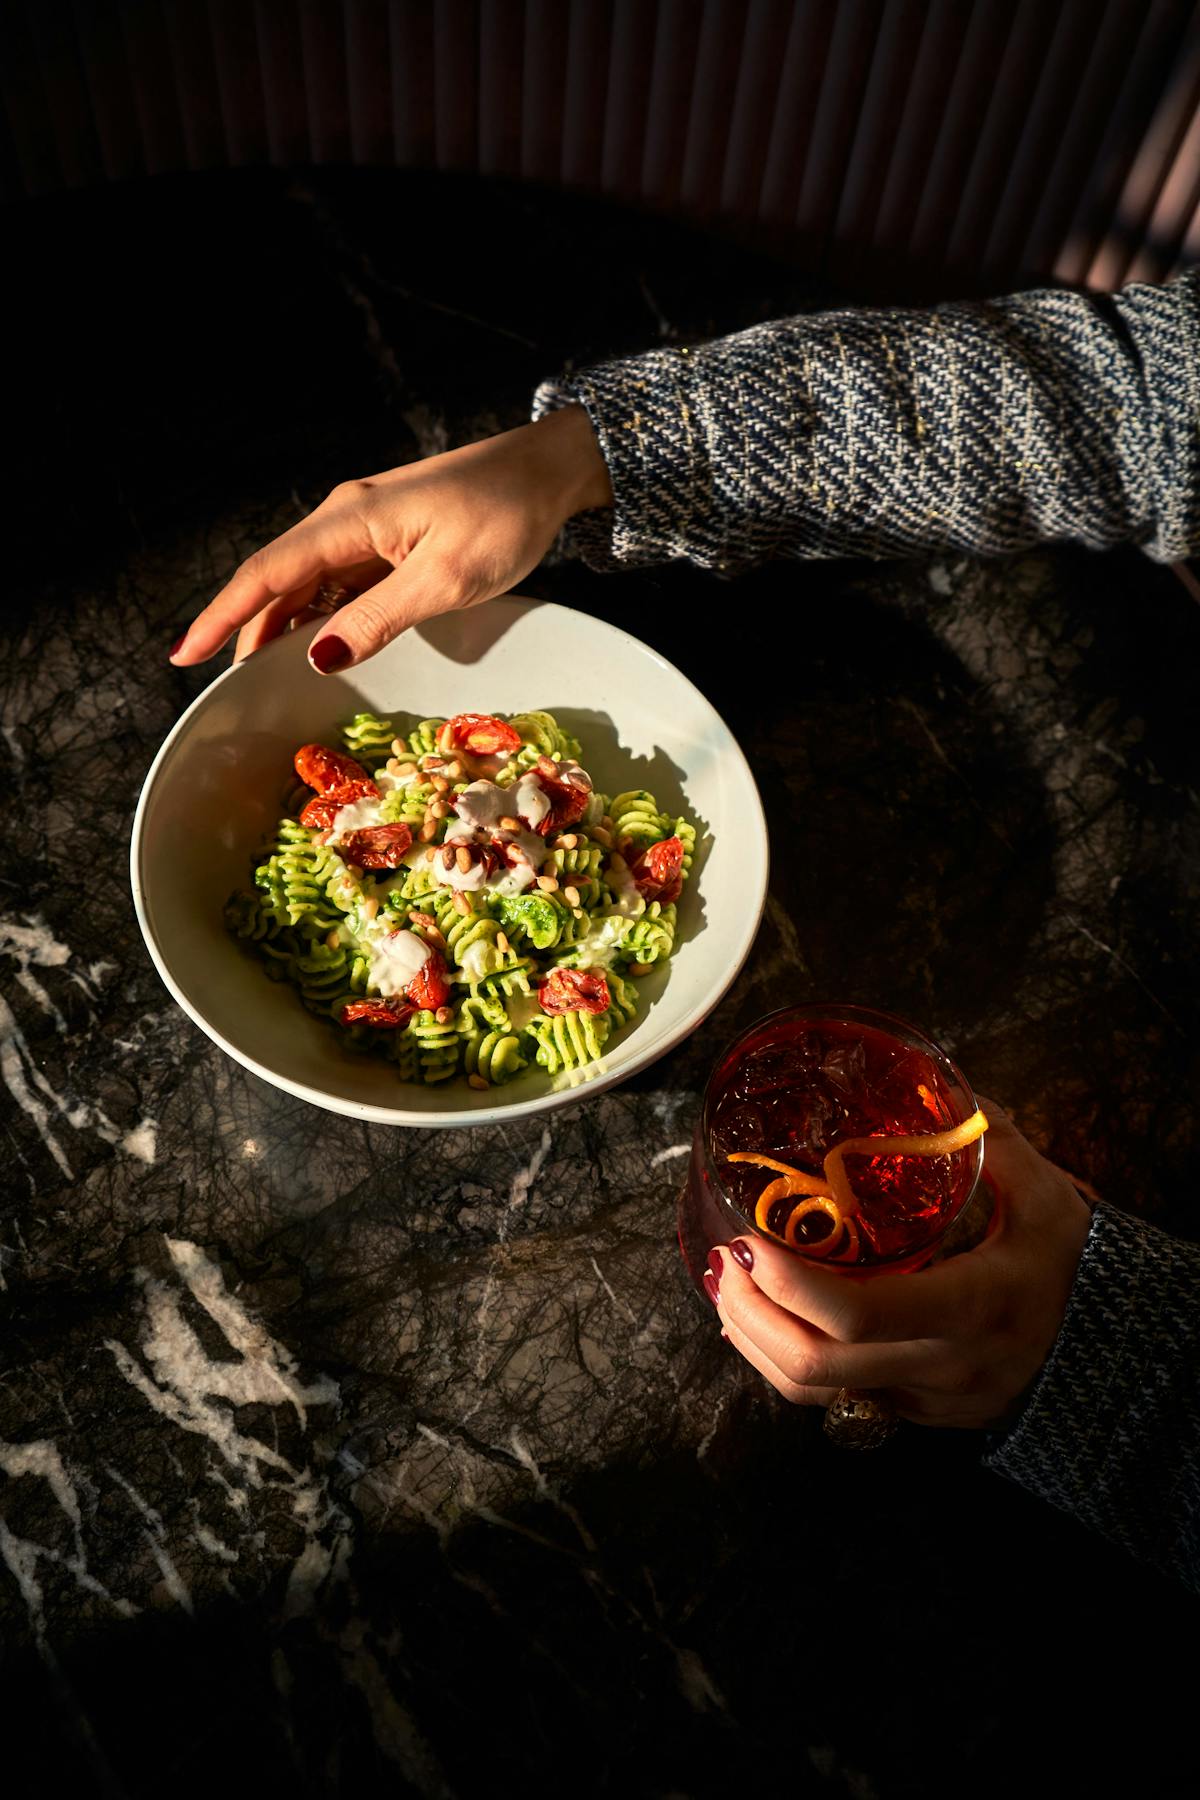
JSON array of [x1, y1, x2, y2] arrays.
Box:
[[1, 0, 1196, 292]]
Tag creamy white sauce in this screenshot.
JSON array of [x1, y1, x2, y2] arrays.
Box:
[[491, 859, 538, 897], [430, 852, 490, 893], [513, 772, 551, 831], [327, 768, 415, 842], [505, 991, 544, 1032], [459, 938, 499, 984], [329, 794, 384, 837], [450, 780, 516, 833], [561, 914, 629, 970], [439, 780, 548, 897], [367, 928, 431, 998], [605, 861, 645, 917]]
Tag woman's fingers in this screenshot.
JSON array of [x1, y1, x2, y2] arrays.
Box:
[[230, 554, 394, 661], [233, 582, 323, 661], [718, 1306, 839, 1409], [305, 542, 479, 674], [711, 1253, 938, 1393], [722, 1230, 980, 1346], [171, 510, 378, 664]]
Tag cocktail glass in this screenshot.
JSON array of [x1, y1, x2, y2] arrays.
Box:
[[678, 1003, 986, 1440]]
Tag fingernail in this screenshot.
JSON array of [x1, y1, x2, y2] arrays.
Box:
[[729, 1238, 754, 1272], [309, 634, 352, 675], [169, 635, 187, 659], [702, 1269, 720, 1308], [707, 1247, 725, 1280]]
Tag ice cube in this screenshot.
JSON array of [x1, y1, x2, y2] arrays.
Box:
[[819, 1036, 867, 1098]]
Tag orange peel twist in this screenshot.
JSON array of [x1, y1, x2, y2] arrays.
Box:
[[822, 1108, 988, 1219], [725, 1109, 988, 1262]]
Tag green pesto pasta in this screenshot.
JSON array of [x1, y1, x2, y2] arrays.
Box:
[[225, 708, 701, 1091]]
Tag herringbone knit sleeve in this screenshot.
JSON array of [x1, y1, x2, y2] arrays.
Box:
[[532, 268, 1199, 572], [984, 1203, 1200, 1592]]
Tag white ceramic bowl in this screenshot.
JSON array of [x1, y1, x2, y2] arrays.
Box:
[[131, 597, 768, 1126]]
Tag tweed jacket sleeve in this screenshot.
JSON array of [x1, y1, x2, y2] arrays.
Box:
[[532, 267, 1199, 571], [984, 1203, 1200, 1593]]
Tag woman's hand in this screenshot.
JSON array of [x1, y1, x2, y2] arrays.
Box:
[[705, 1101, 1093, 1430], [169, 406, 612, 673]]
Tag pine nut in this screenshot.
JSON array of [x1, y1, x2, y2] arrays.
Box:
[[467, 1073, 489, 1090], [430, 799, 448, 819], [495, 932, 510, 954], [601, 816, 614, 832], [361, 897, 379, 921], [455, 845, 473, 873], [419, 821, 438, 842], [541, 857, 558, 878], [326, 928, 341, 949], [424, 845, 436, 861], [453, 891, 473, 915], [559, 833, 579, 849], [499, 815, 520, 832], [589, 826, 611, 847], [563, 885, 580, 908], [386, 758, 402, 777], [442, 845, 457, 869], [408, 911, 444, 948], [444, 761, 463, 781], [627, 961, 652, 977], [435, 1006, 454, 1025], [536, 875, 559, 892], [431, 774, 450, 795], [438, 723, 455, 752], [396, 761, 417, 778], [390, 739, 407, 758], [609, 851, 627, 871]]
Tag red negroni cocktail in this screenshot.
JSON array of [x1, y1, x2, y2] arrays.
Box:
[[679, 1003, 986, 1283]]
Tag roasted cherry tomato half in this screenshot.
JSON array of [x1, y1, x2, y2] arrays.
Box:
[[299, 779, 378, 832], [339, 998, 413, 1028], [532, 755, 591, 834], [628, 835, 684, 904], [445, 713, 523, 757], [295, 743, 377, 795], [337, 822, 414, 869], [407, 948, 450, 1012], [537, 967, 611, 1015]]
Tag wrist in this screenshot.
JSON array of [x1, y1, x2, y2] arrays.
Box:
[[532, 405, 614, 518]]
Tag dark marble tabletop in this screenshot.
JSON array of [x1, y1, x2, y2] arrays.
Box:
[[3, 170, 1197, 1800]]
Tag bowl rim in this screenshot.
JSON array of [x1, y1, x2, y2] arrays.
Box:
[[130, 596, 770, 1127]]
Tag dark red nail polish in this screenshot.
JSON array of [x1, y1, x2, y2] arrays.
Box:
[[702, 1269, 720, 1308], [729, 1238, 754, 1272], [169, 635, 186, 658], [707, 1247, 724, 1277], [309, 634, 352, 675]]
